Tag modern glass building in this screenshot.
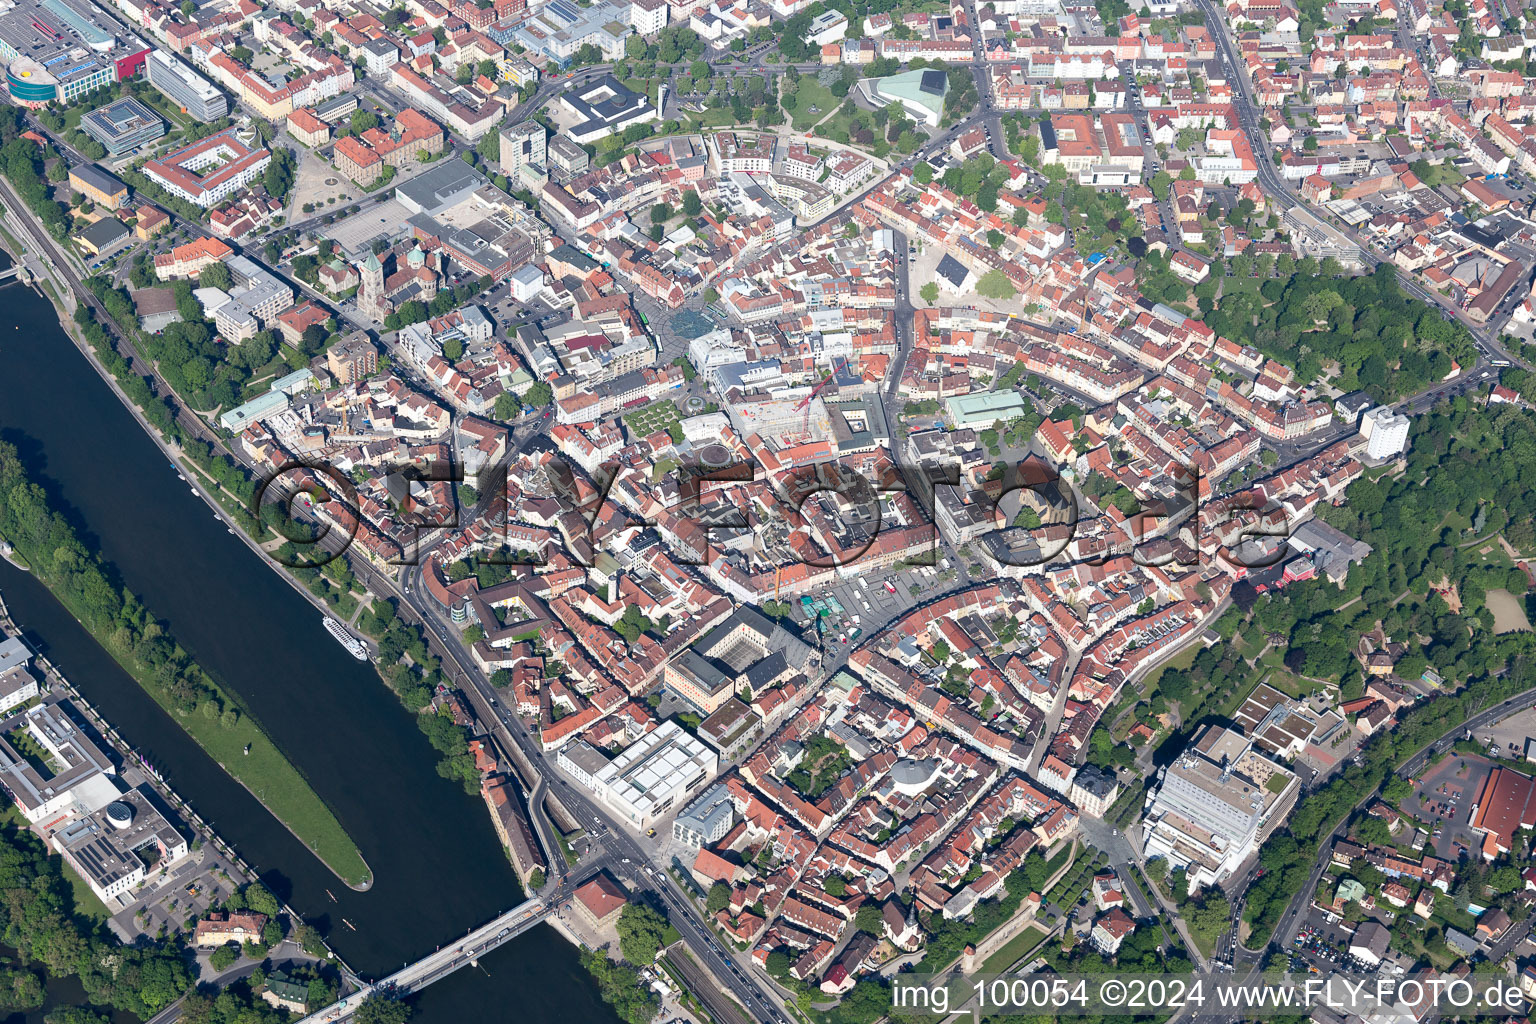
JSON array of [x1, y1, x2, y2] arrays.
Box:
[[80, 96, 166, 155], [0, 0, 149, 106]]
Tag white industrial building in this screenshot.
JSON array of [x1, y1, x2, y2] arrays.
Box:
[[565, 721, 718, 830], [672, 782, 735, 847], [52, 788, 188, 904], [0, 701, 121, 828], [510, 263, 546, 303]]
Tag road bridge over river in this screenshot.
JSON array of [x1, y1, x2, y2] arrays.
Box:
[[297, 897, 548, 1022]]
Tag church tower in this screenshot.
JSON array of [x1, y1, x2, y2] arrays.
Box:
[[358, 251, 389, 321]]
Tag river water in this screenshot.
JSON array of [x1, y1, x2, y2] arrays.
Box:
[[0, 266, 613, 1024]]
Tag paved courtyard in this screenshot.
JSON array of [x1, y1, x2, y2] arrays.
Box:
[[287, 140, 360, 221]]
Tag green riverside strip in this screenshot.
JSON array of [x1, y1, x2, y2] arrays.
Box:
[[0, 441, 371, 887]]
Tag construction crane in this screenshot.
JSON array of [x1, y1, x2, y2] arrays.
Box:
[[796, 356, 849, 434]]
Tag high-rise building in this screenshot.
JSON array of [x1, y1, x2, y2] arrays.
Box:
[[326, 332, 378, 383], [1360, 406, 1410, 460], [498, 120, 546, 176], [1141, 725, 1298, 893], [145, 50, 228, 122]]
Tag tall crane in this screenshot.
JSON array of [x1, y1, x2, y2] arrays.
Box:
[[796, 356, 849, 434]]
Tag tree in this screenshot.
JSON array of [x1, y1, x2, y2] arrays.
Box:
[[824, 875, 847, 896], [308, 976, 340, 1010], [855, 902, 883, 933], [613, 605, 654, 643], [301, 321, 328, 354], [581, 950, 659, 1024], [208, 944, 239, 972], [651, 202, 672, 224], [920, 281, 939, 304], [616, 903, 669, 965], [525, 381, 552, 407], [353, 994, 413, 1024], [243, 882, 281, 917], [296, 923, 328, 958], [975, 269, 1016, 300], [198, 262, 232, 291], [351, 109, 380, 134], [180, 0, 193, 13], [913, 161, 934, 184], [443, 335, 464, 361], [765, 950, 791, 976], [706, 881, 731, 914], [494, 392, 520, 420], [44, 1011, 110, 1024], [263, 147, 296, 202]]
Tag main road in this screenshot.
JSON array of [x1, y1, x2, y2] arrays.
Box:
[[1194, 682, 1536, 1024], [1188, 0, 1524, 370], [378, 532, 794, 1024]]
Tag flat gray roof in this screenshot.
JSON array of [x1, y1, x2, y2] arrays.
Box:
[[396, 160, 489, 216]]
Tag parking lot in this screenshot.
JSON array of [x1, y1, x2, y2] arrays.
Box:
[[1400, 751, 1495, 861], [324, 198, 413, 259], [1287, 916, 1381, 976], [1473, 704, 1536, 758]]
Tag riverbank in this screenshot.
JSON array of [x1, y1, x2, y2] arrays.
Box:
[[0, 224, 372, 890], [0, 440, 372, 889], [0, 224, 614, 1024], [0, 587, 353, 966]]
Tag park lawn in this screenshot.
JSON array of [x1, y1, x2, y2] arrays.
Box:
[[1147, 639, 1199, 684], [1112, 641, 1204, 736], [64, 860, 113, 923], [787, 79, 837, 131], [813, 106, 859, 145], [978, 925, 1048, 975], [127, 86, 194, 131], [683, 108, 741, 129], [1467, 536, 1516, 568], [1218, 274, 1263, 299], [1416, 161, 1465, 189], [1261, 668, 1311, 699], [153, 686, 370, 887]]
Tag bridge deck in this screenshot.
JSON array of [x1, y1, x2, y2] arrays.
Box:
[[296, 897, 548, 1023]]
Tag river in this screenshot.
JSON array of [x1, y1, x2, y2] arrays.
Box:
[[0, 263, 615, 1024]]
